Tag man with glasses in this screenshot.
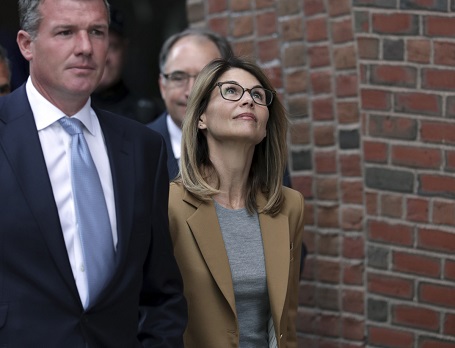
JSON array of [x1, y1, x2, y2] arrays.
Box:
[[147, 28, 233, 180]]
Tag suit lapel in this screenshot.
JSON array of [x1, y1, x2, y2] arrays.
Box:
[[96, 111, 134, 270], [184, 192, 237, 316], [0, 86, 77, 296], [257, 194, 290, 330]]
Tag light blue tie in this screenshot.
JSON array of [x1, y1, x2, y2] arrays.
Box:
[[59, 117, 115, 307]]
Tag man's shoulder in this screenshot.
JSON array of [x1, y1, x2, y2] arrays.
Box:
[[146, 112, 168, 133]]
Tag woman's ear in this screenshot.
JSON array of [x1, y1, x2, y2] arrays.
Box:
[[198, 115, 207, 129]]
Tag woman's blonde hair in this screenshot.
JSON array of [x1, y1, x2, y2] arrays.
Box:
[[179, 56, 288, 216]]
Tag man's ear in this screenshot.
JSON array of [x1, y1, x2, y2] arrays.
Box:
[[17, 30, 33, 62]]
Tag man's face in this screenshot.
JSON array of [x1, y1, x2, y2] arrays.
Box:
[[18, 0, 109, 104], [96, 31, 126, 92], [0, 60, 10, 96], [159, 36, 222, 128]]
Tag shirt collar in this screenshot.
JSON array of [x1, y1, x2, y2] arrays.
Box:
[[26, 77, 96, 135]]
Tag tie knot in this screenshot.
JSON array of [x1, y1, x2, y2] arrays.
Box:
[[59, 117, 84, 135]]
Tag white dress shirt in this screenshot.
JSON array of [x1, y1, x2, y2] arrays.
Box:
[[166, 113, 182, 166], [26, 78, 117, 308]]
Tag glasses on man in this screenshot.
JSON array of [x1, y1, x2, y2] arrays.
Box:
[[162, 71, 198, 87], [215, 82, 275, 106]]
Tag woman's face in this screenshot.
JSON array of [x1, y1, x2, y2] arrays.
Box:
[[198, 68, 269, 146]]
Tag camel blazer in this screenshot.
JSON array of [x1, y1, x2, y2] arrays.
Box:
[[168, 182, 304, 348]]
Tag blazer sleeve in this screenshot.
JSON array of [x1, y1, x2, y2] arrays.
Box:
[[285, 191, 305, 348], [137, 135, 188, 347]]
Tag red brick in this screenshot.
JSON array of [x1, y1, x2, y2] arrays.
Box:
[[306, 17, 328, 42], [381, 194, 402, 218], [447, 150, 455, 171], [406, 197, 429, 223], [316, 259, 341, 283], [419, 174, 455, 198], [281, 16, 304, 41], [368, 273, 414, 299], [256, 11, 277, 36], [328, 0, 351, 17], [342, 234, 364, 258], [419, 282, 455, 308], [420, 338, 455, 348], [392, 145, 442, 169], [434, 41, 455, 66], [426, 16, 455, 37], [208, 0, 228, 13], [231, 15, 254, 38], [418, 227, 455, 252], [366, 192, 378, 215], [303, 0, 326, 16], [257, 38, 279, 62], [299, 283, 316, 306], [231, 0, 251, 11], [285, 69, 307, 94], [364, 140, 388, 163], [314, 125, 335, 146], [407, 39, 431, 64], [317, 205, 339, 228], [371, 65, 417, 87], [336, 74, 358, 98], [357, 37, 379, 59], [433, 200, 455, 226], [393, 251, 441, 278], [423, 68, 455, 91], [315, 314, 341, 337], [318, 233, 340, 256], [342, 289, 364, 314], [393, 305, 439, 331], [311, 70, 332, 94], [208, 17, 229, 37], [368, 325, 414, 348], [372, 13, 418, 35], [343, 262, 364, 285], [334, 45, 356, 70], [369, 115, 417, 140], [361, 89, 391, 111], [445, 260, 455, 281], [232, 40, 254, 56], [342, 316, 364, 340], [316, 177, 338, 200], [290, 122, 310, 145], [444, 313, 455, 336], [308, 45, 331, 68], [315, 151, 337, 174], [341, 180, 363, 204], [368, 220, 413, 246], [332, 18, 354, 43], [340, 154, 361, 177], [338, 101, 360, 124], [312, 98, 334, 121], [394, 92, 441, 116], [421, 121, 455, 145]]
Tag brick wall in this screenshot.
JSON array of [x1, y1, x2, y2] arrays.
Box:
[[186, 0, 455, 346]]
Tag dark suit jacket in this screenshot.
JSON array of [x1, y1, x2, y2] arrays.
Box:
[[0, 85, 187, 347], [147, 112, 180, 181], [147, 112, 293, 187]]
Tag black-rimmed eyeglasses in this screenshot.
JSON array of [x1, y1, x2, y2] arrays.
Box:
[[215, 82, 275, 106]]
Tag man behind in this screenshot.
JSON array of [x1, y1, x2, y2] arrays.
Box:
[[147, 28, 233, 180], [0, 44, 11, 96], [0, 0, 187, 347]]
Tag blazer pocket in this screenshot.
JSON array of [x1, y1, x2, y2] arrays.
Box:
[[0, 304, 7, 329]]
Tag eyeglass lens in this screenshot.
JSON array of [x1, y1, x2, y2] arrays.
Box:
[[218, 82, 273, 106]]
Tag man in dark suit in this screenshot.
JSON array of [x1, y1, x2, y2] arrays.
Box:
[[0, 0, 187, 347], [147, 28, 233, 181]]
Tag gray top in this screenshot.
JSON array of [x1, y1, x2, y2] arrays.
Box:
[[215, 201, 270, 347]]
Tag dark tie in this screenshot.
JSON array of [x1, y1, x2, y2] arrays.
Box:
[[59, 117, 115, 307]]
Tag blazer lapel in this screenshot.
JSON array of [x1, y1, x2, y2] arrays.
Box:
[[184, 192, 237, 316], [257, 194, 290, 330], [0, 86, 78, 296]]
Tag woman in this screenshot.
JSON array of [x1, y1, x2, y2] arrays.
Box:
[[168, 56, 304, 348]]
